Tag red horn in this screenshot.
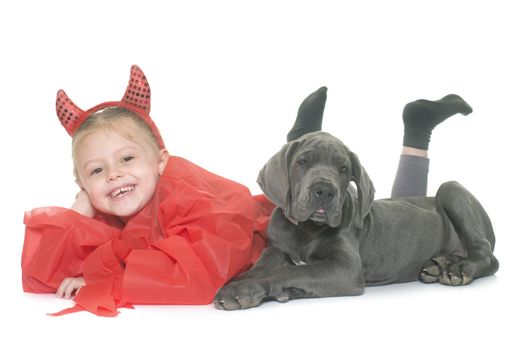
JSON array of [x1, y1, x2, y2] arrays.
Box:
[[56, 89, 84, 136], [122, 65, 151, 113]]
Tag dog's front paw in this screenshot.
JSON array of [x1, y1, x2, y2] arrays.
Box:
[[214, 279, 268, 310]]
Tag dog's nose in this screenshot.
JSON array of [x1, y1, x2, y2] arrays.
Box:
[[313, 182, 335, 202]]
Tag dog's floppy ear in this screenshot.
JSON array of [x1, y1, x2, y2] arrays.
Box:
[[349, 150, 375, 229], [257, 141, 300, 223]]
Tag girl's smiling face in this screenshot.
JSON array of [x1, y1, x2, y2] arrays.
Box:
[[75, 128, 168, 220]]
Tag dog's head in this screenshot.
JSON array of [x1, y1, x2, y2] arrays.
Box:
[[258, 131, 375, 229]]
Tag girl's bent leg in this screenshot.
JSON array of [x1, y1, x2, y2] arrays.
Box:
[[391, 154, 429, 198], [391, 94, 472, 198]]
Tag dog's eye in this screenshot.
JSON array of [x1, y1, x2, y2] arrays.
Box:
[[297, 159, 308, 166], [339, 165, 349, 173]]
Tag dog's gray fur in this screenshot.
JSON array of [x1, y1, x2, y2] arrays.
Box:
[[214, 100, 498, 311]]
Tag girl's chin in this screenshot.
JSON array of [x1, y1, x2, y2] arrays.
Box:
[[105, 203, 144, 221], [116, 208, 141, 221]]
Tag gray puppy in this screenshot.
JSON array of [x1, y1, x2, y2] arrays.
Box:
[[214, 102, 498, 311]]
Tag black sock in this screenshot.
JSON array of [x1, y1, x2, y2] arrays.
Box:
[[402, 94, 473, 150], [287, 86, 327, 142]]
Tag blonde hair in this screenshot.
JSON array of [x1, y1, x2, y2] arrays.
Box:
[[72, 107, 161, 179]]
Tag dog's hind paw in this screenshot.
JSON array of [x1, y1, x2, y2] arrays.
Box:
[[419, 259, 441, 283], [419, 255, 474, 286]]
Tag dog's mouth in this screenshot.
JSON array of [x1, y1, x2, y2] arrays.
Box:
[[307, 206, 342, 228], [310, 208, 328, 223]]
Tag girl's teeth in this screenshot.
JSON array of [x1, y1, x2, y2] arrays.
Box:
[[111, 185, 135, 198]]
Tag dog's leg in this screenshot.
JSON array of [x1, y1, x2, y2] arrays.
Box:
[[230, 246, 291, 282], [260, 253, 365, 299], [420, 181, 499, 286], [214, 246, 290, 310], [214, 244, 364, 310]]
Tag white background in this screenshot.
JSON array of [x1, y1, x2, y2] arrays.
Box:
[[1, 0, 517, 349]]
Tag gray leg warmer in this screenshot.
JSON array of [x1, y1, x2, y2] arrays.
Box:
[[391, 155, 430, 198]]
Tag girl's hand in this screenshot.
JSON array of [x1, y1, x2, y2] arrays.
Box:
[[56, 277, 85, 299], [71, 190, 96, 217]]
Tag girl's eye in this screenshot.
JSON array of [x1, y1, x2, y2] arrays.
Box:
[[122, 156, 134, 163], [90, 168, 103, 176]]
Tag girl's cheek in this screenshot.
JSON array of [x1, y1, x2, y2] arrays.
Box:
[[85, 180, 103, 197]]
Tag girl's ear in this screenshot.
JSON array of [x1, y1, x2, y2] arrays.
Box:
[[75, 178, 84, 190], [158, 149, 169, 176]]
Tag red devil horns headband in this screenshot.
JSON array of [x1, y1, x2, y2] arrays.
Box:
[[56, 65, 165, 148]]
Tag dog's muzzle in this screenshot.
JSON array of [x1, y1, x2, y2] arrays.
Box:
[[307, 181, 340, 225]]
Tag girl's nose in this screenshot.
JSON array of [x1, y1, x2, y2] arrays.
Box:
[[107, 168, 124, 182]]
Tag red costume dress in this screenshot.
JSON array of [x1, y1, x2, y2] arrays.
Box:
[[22, 156, 274, 316]]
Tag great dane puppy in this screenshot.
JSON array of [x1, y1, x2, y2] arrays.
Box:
[[214, 107, 499, 312]]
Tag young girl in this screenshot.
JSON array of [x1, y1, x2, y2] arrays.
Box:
[[22, 65, 274, 316], [22, 65, 471, 316]]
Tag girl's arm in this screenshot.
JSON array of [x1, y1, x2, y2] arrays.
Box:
[[56, 189, 92, 298], [22, 207, 117, 294]]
